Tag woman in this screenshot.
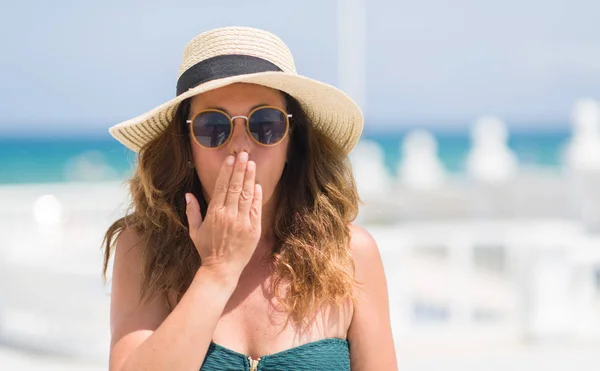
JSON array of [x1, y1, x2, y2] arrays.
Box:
[[103, 26, 397, 371]]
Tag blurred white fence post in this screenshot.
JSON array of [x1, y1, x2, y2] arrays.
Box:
[[448, 236, 473, 326], [506, 222, 582, 340], [571, 235, 600, 340], [398, 129, 446, 191], [564, 98, 600, 232], [466, 116, 519, 218], [350, 139, 393, 199], [349, 139, 394, 223], [466, 115, 518, 184]]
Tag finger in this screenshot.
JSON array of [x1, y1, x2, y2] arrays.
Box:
[[237, 160, 255, 218], [185, 193, 203, 236], [249, 184, 263, 227], [209, 155, 235, 211], [225, 151, 248, 213]]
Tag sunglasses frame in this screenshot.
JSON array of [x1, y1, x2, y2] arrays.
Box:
[[186, 105, 292, 149]]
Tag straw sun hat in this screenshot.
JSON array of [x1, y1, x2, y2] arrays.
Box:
[[108, 26, 363, 155]]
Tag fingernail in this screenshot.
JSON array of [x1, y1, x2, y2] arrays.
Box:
[[226, 156, 234, 166], [185, 193, 191, 204], [247, 161, 255, 172], [239, 152, 248, 162]]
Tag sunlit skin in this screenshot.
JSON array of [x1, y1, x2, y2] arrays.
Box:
[[188, 83, 289, 245], [107, 85, 397, 371]]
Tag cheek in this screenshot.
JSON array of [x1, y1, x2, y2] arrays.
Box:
[[191, 146, 224, 200], [254, 145, 289, 196]]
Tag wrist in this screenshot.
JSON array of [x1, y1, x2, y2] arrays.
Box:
[[194, 265, 240, 294]]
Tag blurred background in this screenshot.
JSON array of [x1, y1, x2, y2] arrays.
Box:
[[1, 0, 599, 369]]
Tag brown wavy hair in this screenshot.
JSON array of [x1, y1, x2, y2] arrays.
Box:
[[102, 90, 361, 325]]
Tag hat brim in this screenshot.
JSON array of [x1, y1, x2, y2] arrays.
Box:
[[108, 71, 363, 154]]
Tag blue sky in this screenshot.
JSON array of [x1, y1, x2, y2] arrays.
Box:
[[1, 0, 599, 136]]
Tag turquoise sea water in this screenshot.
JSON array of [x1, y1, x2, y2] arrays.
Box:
[[0, 129, 571, 185]]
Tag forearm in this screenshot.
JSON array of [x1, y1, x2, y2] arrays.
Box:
[[118, 267, 238, 371]]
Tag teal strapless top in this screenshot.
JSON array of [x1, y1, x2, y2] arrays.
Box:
[[200, 338, 350, 371]]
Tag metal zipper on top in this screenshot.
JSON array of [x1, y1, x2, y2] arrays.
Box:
[[248, 356, 261, 371]]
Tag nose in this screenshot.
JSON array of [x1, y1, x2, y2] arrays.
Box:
[[226, 116, 252, 156]]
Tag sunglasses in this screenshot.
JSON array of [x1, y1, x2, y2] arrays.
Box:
[[186, 106, 292, 149]]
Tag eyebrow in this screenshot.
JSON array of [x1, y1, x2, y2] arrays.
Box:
[[202, 103, 271, 115]]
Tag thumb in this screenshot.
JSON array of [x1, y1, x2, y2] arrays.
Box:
[[185, 193, 203, 232]]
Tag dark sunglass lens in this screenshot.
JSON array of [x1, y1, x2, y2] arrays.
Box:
[[248, 108, 287, 145], [192, 111, 231, 148]]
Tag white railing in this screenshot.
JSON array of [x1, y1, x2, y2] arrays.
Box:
[[370, 220, 600, 351]]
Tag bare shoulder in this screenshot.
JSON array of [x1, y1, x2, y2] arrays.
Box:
[[349, 224, 377, 250], [348, 224, 382, 280], [113, 226, 144, 266], [111, 227, 149, 297], [348, 224, 387, 298], [347, 224, 398, 370], [110, 226, 169, 330], [109, 227, 169, 370]]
